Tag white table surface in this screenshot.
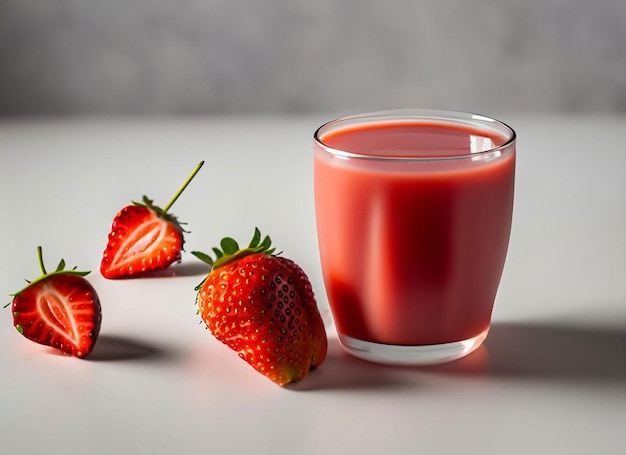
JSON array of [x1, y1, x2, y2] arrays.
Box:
[[1, 114, 625, 455]]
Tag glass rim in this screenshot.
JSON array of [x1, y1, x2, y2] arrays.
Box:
[[313, 108, 517, 161]]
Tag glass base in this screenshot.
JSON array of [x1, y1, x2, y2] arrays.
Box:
[[338, 328, 489, 366]]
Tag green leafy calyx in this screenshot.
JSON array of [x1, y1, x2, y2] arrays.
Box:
[[133, 196, 188, 234], [5, 246, 90, 308], [191, 227, 276, 276]]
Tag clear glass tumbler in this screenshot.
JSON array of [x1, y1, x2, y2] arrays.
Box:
[[313, 109, 516, 365]]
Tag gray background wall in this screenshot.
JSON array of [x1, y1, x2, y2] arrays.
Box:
[[1, 0, 625, 116]]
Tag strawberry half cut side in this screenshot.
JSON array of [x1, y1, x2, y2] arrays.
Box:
[[100, 161, 204, 279], [8, 247, 102, 358]]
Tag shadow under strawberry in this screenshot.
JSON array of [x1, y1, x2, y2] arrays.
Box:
[[87, 334, 181, 363], [284, 337, 425, 392], [123, 260, 212, 279]]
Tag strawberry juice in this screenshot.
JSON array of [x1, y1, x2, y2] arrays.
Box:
[[313, 109, 516, 364]]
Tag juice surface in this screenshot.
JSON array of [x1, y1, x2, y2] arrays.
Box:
[[314, 120, 515, 345]]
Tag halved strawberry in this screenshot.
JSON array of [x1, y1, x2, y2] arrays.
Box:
[[8, 247, 102, 358], [192, 228, 327, 386], [100, 161, 204, 279]]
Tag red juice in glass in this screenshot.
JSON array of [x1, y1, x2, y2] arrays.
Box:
[[313, 109, 516, 365]]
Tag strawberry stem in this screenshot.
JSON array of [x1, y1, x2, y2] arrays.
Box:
[[162, 161, 205, 214], [37, 246, 47, 275]]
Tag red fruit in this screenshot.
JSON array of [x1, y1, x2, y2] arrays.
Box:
[[8, 247, 102, 358], [192, 228, 327, 386], [101, 161, 204, 279]]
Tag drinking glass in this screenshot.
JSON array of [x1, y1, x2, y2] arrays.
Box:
[[313, 109, 516, 365]]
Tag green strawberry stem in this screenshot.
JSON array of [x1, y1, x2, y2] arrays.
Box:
[[37, 246, 47, 275], [162, 161, 205, 214]]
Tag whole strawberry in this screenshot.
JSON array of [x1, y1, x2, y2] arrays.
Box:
[[101, 161, 204, 279], [192, 228, 327, 386], [8, 247, 102, 358]]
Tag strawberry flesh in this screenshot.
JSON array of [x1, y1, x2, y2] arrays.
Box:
[[12, 274, 102, 358], [100, 204, 183, 279]]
